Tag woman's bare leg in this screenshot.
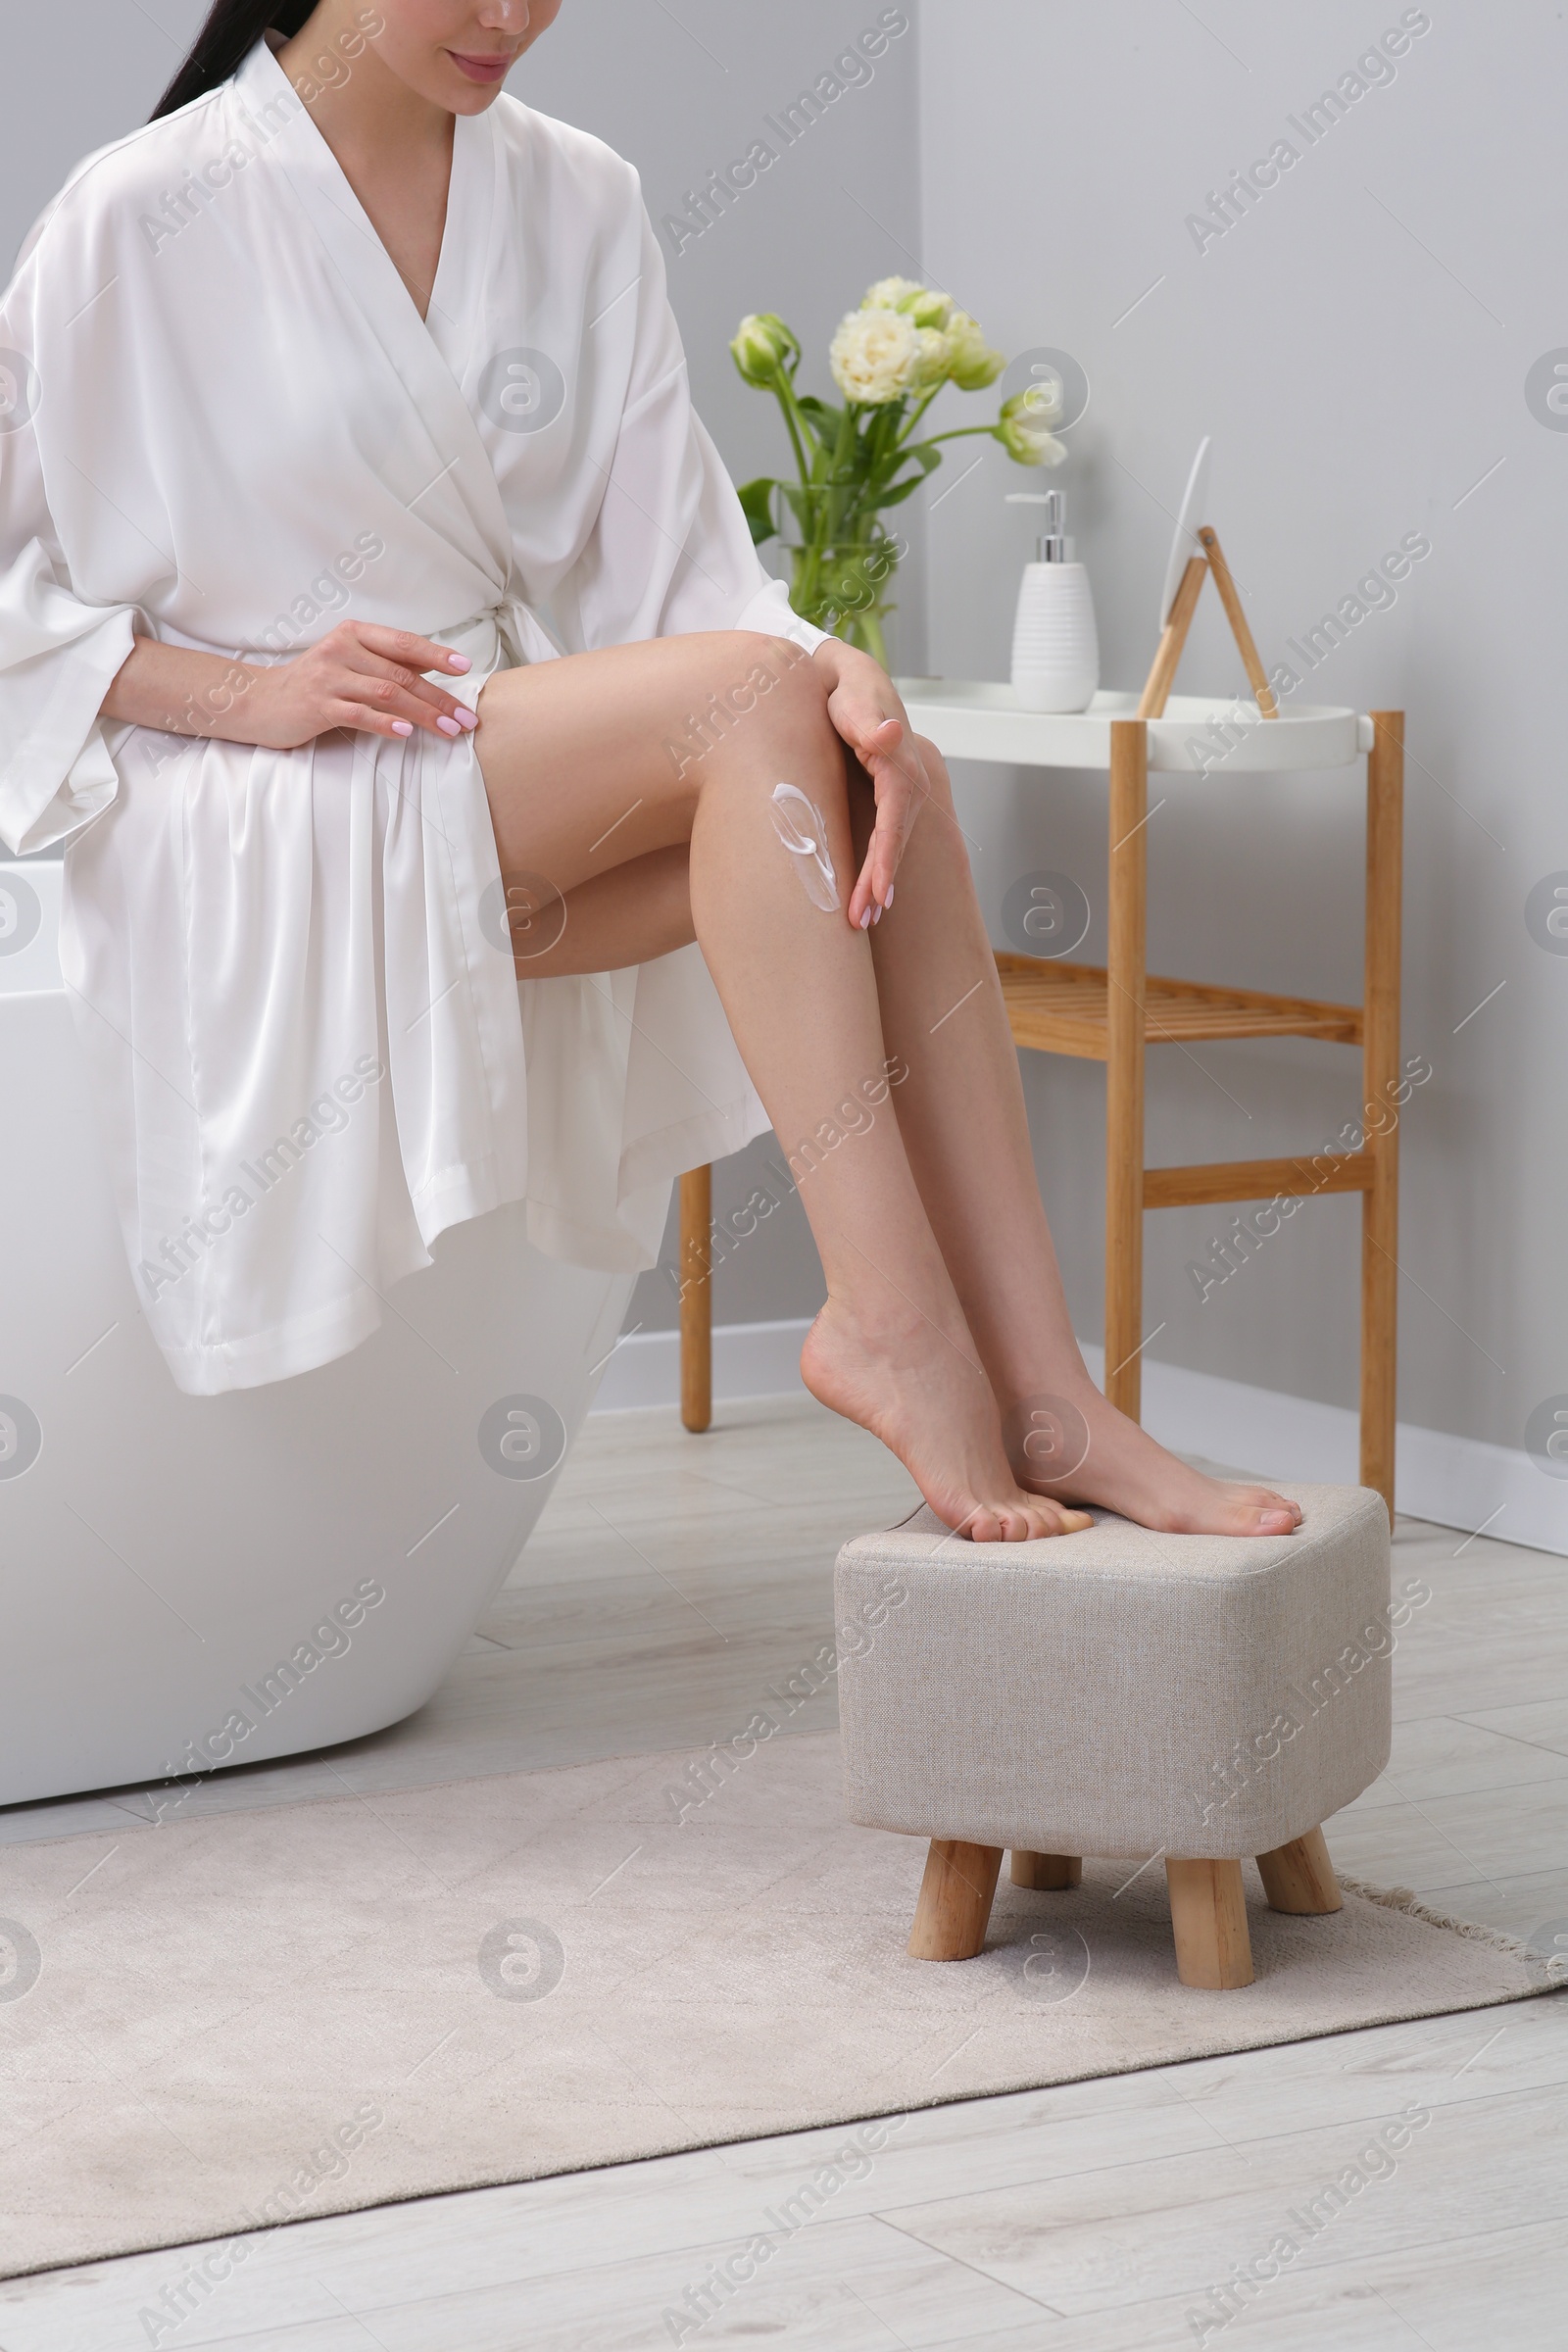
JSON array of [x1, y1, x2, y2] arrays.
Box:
[[527, 790, 1298, 1533], [851, 739, 1300, 1537], [503, 846, 696, 976], [475, 632, 1087, 1542]]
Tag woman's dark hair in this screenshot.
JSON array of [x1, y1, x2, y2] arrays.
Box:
[[150, 2, 317, 121]]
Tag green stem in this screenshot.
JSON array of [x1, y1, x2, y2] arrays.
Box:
[[827, 403, 859, 542], [795, 410, 857, 620], [896, 385, 944, 444], [909, 423, 1004, 450], [856, 604, 890, 666], [769, 367, 811, 489]]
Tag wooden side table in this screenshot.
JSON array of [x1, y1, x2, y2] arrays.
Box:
[[677, 685, 1403, 1515]]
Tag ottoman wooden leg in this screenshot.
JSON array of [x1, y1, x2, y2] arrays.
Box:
[[908, 1839, 1004, 1960], [1011, 1851, 1083, 1890], [1256, 1826, 1342, 1915], [1166, 1858, 1254, 1989]]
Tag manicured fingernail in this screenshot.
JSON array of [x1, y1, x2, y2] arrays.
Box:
[[437, 715, 462, 736], [392, 719, 414, 736], [455, 707, 478, 730], [446, 654, 471, 672], [872, 906, 882, 925], [859, 906, 873, 930], [884, 884, 894, 908]]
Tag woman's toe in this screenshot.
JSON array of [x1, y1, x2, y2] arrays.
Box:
[[1256, 1489, 1302, 1526], [1226, 1484, 1301, 1529], [1020, 1501, 1091, 1540], [990, 1500, 1056, 1542], [965, 1498, 1110, 1543]]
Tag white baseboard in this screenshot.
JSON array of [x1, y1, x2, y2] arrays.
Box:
[[593, 1316, 811, 1414], [592, 1317, 1567, 1559], [1076, 1345, 1567, 1558]]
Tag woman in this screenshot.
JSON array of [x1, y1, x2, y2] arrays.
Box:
[[0, 0, 1300, 1543]]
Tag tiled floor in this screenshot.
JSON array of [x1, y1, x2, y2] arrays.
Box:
[[2, 1396, 1565, 2348]]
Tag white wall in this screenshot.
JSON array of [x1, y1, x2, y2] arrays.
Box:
[[915, 0, 1566, 1526], [1, 4, 211, 270]]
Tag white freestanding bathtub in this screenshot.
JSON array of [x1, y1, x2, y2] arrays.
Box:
[[0, 858, 635, 1808]]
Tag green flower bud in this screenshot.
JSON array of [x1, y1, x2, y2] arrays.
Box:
[[730, 313, 800, 386]]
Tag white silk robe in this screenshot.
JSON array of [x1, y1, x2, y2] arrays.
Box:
[[0, 34, 823, 1395]]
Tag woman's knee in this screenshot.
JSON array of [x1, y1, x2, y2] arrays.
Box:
[[909, 733, 956, 814], [725, 631, 827, 724], [690, 632, 836, 781], [759, 639, 843, 781]]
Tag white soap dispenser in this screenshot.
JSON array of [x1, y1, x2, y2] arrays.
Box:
[[1006, 489, 1100, 713]]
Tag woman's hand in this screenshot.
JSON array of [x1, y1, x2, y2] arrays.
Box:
[[810, 638, 932, 928], [100, 624, 479, 751], [249, 622, 477, 750]]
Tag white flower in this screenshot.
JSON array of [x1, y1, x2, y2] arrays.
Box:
[[861, 277, 954, 330], [1019, 368, 1065, 426], [998, 387, 1067, 466], [902, 287, 955, 329], [910, 326, 954, 390], [861, 275, 925, 313], [945, 308, 1005, 391], [830, 307, 921, 405]]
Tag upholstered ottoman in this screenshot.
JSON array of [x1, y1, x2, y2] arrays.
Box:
[[835, 1484, 1392, 1988]]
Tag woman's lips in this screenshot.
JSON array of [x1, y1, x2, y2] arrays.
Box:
[[448, 52, 513, 83]]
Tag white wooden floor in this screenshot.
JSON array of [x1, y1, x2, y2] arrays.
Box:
[[3, 1396, 1566, 2349]]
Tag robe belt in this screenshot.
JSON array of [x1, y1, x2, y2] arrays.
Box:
[[433, 593, 564, 686], [158, 599, 562, 689]]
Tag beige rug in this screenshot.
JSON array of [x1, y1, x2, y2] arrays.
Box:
[[0, 1731, 1555, 2278]]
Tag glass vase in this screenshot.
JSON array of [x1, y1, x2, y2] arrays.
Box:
[[781, 516, 901, 665]]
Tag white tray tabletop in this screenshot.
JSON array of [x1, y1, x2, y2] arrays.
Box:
[[894, 681, 1372, 774]]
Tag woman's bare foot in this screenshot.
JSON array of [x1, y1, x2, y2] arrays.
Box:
[[801, 1297, 1093, 1544], [1004, 1381, 1302, 1537]]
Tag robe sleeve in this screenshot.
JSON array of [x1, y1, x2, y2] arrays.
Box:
[[558, 200, 830, 662], [0, 247, 142, 857]]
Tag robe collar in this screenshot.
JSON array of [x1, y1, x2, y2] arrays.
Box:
[[227, 36, 514, 596]]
